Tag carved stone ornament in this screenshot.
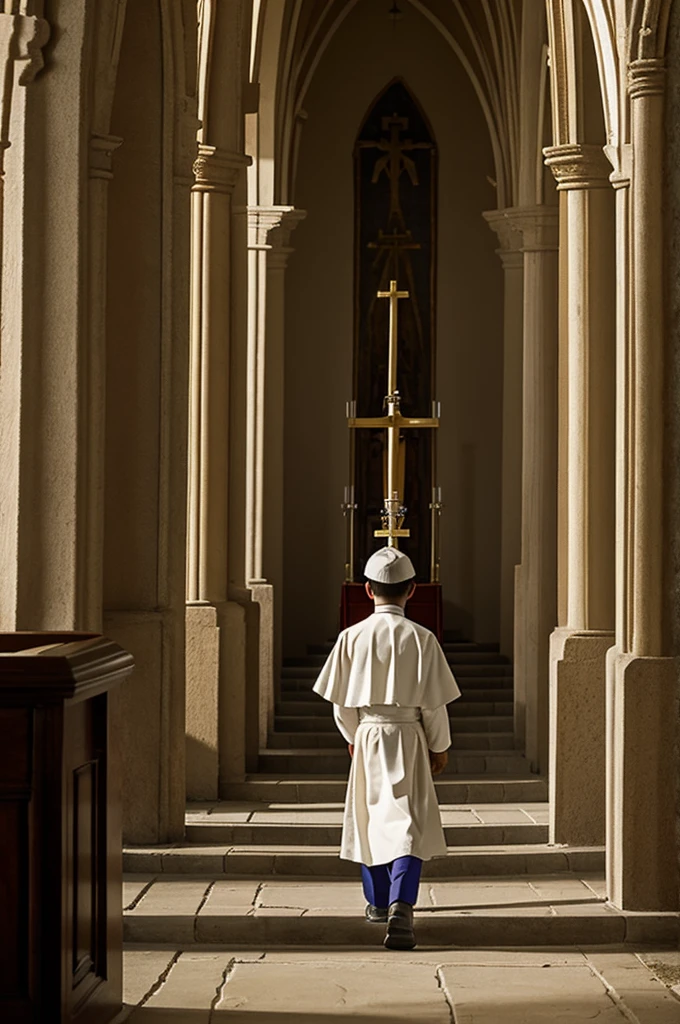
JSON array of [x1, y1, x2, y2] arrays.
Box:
[[192, 144, 251, 195], [628, 58, 666, 100], [543, 144, 612, 191], [483, 208, 525, 268], [89, 133, 123, 180], [8, 4, 50, 86], [247, 206, 297, 250]]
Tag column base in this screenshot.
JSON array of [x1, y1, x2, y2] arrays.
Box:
[[186, 597, 261, 801], [248, 582, 275, 749], [549, 628, 613, 845], [607, 649, 679, 911], [105, 607, 185, 844]]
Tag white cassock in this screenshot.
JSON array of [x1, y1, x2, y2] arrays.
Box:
[[313, 604, 461, 866]]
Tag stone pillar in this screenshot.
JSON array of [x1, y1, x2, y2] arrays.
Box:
[[512, 207, 559, 774], [483, 210, 525, 662], [543, 144, 616, 846], [605, 61, 679, 911], [81, 133, 121, 631], [186, 146, 250, 800], [246, 206, 305, 747]]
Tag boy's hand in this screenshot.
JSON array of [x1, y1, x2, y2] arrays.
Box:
[[348, 744, 354, 758], [429, 750, 448, 776]]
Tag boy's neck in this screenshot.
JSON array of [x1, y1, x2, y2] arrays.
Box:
[[373, 597, 408, 609]]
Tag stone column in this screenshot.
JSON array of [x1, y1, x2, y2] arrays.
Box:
[[605, 61, 678, 911], [81, 133, 121, 630], [483, 210, 525, 662], [246, 206, 305, 747], [0, 4, 51, 629], [543, 144, 616, 846], [185, 145, 250, 800], [512, 207, 559, 774]]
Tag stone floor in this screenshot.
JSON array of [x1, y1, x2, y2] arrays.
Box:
[[123, 873, 680, 948], [116, 946, 680, 1022]]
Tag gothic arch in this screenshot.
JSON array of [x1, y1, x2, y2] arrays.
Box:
[[248, 0, 549, 210]]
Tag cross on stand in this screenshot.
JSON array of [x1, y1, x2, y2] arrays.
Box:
[[347, 279, 440, 549]]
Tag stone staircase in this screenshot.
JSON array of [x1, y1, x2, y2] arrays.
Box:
[[121, 637, 680, 946]]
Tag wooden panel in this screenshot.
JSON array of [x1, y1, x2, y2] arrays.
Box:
[[0, 636, 130, 1024], [0, 708, 32, 790], [0, 802, 29, 1001], [72, 761, 98, 986], [66, 694, 112, 1022]]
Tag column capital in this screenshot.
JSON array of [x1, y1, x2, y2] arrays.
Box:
[[485, 205, 558, 254], [247, 205, 306, 251], [192, 144, 250, 195], [483, 208, 524, 268], [628, 58, 665, 99], [89, 133, 122, 181], [543, 144, 612, 191]]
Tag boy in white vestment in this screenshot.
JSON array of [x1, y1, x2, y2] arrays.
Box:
[[313, 547, 461, 950]]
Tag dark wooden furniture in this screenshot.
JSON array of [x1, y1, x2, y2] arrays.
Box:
[[340, 582, 443, 640], [0, 633, 134, 1024]]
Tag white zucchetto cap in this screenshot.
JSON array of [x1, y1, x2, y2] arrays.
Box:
[[364, 547, 416, 584]]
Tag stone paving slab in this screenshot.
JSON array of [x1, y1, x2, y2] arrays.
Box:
[[124, 842, 605, 878], [122, 875, 680, 948], [185, 800, 550, 824], [219, 775, 550, 803], [184, 819, 548, 846], [116, 948, 680, 1023]]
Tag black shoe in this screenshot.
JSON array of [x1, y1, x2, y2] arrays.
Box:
[[384, 900, 416, 950], [365, 903, 388, 923]]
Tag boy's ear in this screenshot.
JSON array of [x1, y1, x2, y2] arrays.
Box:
[[364, 581, 375, 601]]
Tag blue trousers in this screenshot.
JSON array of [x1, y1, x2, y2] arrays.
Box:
[[361, 856, 422, 908]]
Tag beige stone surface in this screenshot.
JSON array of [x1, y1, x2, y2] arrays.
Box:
[[258, 882, 365, 910], [549, 630, 611, 846], [185, 605, 221, 801], [473, 808, 534, 824], [122, 949, 177, 1008], [123, 877, 156, 910], [441, 964, 625, 1022], [120, 949, 680, 1023], [131, 879, 211, 917], [198, 881, 261, 914], [215, 961, 452, 1021]]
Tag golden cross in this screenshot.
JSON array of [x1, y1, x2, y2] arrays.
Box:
[[348, 280, 439, 547], [378, 279, 409, 398]]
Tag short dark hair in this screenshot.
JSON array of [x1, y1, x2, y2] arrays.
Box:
[[367, 577, 416, 599]]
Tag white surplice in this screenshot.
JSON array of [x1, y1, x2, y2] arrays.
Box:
[[313, 605, 461, 866]]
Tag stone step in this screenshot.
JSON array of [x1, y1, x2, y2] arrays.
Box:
[[257, 748, 530, 776], [274, 714, 515, 735], [123, 871, 678, 947], [220, 775, 548, 803], [276, 699, 514, 718], [123, 843, 602, 879], [281, 663, 514, 679], [267, 730, 517, 751], [183, 820, 547, 847], [306, 641, 501, 656], [280, 675, 514, 693], [285, 652, 510, 669], [277, 688, 513, 705]]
